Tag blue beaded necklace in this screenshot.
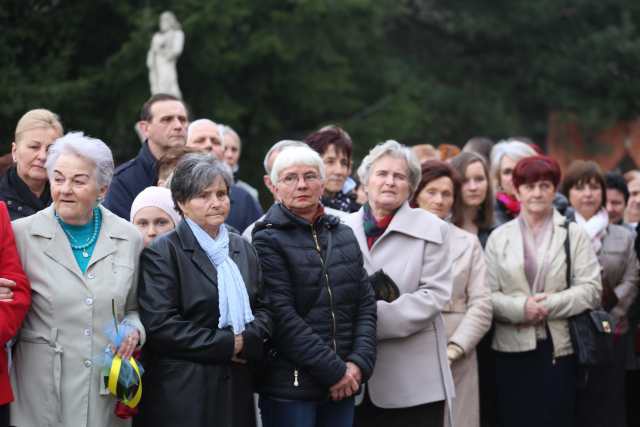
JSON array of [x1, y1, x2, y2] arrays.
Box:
[[56, 207, 101, 258]]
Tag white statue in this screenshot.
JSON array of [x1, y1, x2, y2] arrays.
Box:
[[147, 11, 184, 98]]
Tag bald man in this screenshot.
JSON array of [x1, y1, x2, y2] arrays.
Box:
[[186, 119, 224, 159], [185, 118, 263, 233]]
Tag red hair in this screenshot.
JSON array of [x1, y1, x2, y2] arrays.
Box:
[[512, 155, 562, 190]]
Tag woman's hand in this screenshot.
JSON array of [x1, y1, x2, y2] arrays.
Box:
[[524, 294, 549, 324], [329, 362, 361, 401], [116, 330, 140, 360], [231, 334, 246, 364], [0, 278, 15, 301]]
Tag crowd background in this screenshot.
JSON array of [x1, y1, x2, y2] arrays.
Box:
[[2, 1, 640, 193]]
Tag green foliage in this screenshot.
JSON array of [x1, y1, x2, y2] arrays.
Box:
[[1, 0, 640, 191]]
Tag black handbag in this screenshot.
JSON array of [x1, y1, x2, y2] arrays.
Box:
[[562, 220, 614, 367]]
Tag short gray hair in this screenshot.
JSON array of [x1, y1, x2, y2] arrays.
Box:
[[263, 140, 307, 174], [270, 146, 325, 185], [46, 132, 114, 188], [357, 140, 421, 196], [187, 118, 218, 143], [170, 153, 233, 215], [490, 139, 537, 186]]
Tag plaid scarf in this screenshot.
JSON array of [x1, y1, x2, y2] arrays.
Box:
[[363, 202, 394, 249]]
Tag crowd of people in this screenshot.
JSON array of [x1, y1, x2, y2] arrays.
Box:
[[0, 93, 639, 427]]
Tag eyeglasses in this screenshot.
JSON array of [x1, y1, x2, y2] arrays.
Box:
[[279, 172, 321, 187]]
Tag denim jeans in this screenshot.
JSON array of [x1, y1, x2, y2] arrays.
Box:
[[259, 396, 354, 427]]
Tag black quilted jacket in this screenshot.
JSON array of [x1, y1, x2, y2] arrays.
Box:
[[252, 203, 376, 401]]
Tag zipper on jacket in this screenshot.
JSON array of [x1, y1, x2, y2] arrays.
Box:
[[311, 225, 338, 352], [293, 369, 299, 387]]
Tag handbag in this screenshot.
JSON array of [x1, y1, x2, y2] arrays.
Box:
[[562, 220, 614, 367]]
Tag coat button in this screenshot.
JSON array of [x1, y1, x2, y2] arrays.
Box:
[[84, 359, 92, 368], [17, 206, 22, 211], [87, 272, 96, 280], [85, 298, 93, 306], [83, 329, 91, 336]]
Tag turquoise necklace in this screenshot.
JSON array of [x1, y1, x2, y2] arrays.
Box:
[[56, 207, 101, 258]]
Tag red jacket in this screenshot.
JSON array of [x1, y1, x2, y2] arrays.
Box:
[[0, 202, 30, 404]]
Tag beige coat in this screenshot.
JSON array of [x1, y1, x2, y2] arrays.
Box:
[[598, 225, 639, 332], [443, 224, 492, 427], [10, 206, 145, 427], [344, 202, 455, 410], [485, 210, 601, 357]]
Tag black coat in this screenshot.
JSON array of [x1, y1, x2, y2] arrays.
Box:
[[252, 203, 376, 401], [0, 166, 51, 220], [136, 221, 272, 427]]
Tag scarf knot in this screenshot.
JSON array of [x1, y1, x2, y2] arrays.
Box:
[[186, 220, 254, 333]]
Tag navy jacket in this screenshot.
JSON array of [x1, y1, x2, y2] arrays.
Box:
[[104, 142, 157, 219], [252, 203, 377, 401], [227, 185, 263, 233], [0, 166, 51, 220]]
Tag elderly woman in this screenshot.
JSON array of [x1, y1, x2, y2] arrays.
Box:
[[0, 108, 63, 220], [411, 160, 492, 427], [343, 141, 453, 427], [252, 146, 376, 427], [130, 186, 181, 247], [0, 202, 30, 427], [136, 154, 272, 427], [10, 132, 144, 427], [490, 140, 537, 226], [485, 155, 602, 427], [450, 152, 494, 247], [560, 160, 639, 427]]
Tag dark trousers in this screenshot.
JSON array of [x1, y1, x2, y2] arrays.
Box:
[[495, 338, 577, 427], [0, 404, 8, 427], [354, 390, 444, 427], [259, 396, 354, 427], [576, 331, 629, 427]]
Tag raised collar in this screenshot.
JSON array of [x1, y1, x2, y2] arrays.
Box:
[[139, 141, 158, 178]]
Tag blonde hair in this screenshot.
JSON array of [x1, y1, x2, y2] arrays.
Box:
[[14, 109, 63, 143]]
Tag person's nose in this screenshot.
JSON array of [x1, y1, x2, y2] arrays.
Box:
[[147, 224, 157, 237], [60, 179, 73, 194], [36, 146, 48, 161]]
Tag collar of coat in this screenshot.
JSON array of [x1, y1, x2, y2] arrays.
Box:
[[253, 202, 341, 232], [24, 205, 140, 281], [350, 201, 446, 249]]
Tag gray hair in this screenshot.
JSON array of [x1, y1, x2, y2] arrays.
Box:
[[187, 118, 218, 143], [263, 140, 307, 174], [218, 124, 240, 146], [46, 132, 114, 188], [357, 140, 422, 196], [270, 146, 325, 185], [490, 139, 537, 187], [170, 153, 233, 215]]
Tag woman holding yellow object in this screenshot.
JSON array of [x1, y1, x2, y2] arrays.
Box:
[[9, 132, 144, 427]]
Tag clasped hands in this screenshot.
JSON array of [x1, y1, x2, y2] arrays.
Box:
[[524, 293, 549, 325], [329, 362, 361, 401]]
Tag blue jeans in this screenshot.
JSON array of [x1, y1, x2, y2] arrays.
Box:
[[259, 396, 354, 427]]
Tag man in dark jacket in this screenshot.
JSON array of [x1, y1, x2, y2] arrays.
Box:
[[104, 93, 188, 218], [252, 145, 376, 427]]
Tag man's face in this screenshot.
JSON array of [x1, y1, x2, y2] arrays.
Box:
[[626, 179, 640, 218], [141, 100, 188, 152], [187, 121, 224, 159], [606, 188, 626, 224]]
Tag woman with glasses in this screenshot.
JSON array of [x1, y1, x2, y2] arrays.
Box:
[[253, 145, 376, 427]]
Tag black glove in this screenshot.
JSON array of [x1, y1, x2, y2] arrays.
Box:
[[368, 269, 400, 302]]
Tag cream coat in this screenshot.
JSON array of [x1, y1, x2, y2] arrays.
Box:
[[344, 202, 455, 410], [10, 205, 145, 427], [485, 210, 601, 357], [443, 224, 492, 427]]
